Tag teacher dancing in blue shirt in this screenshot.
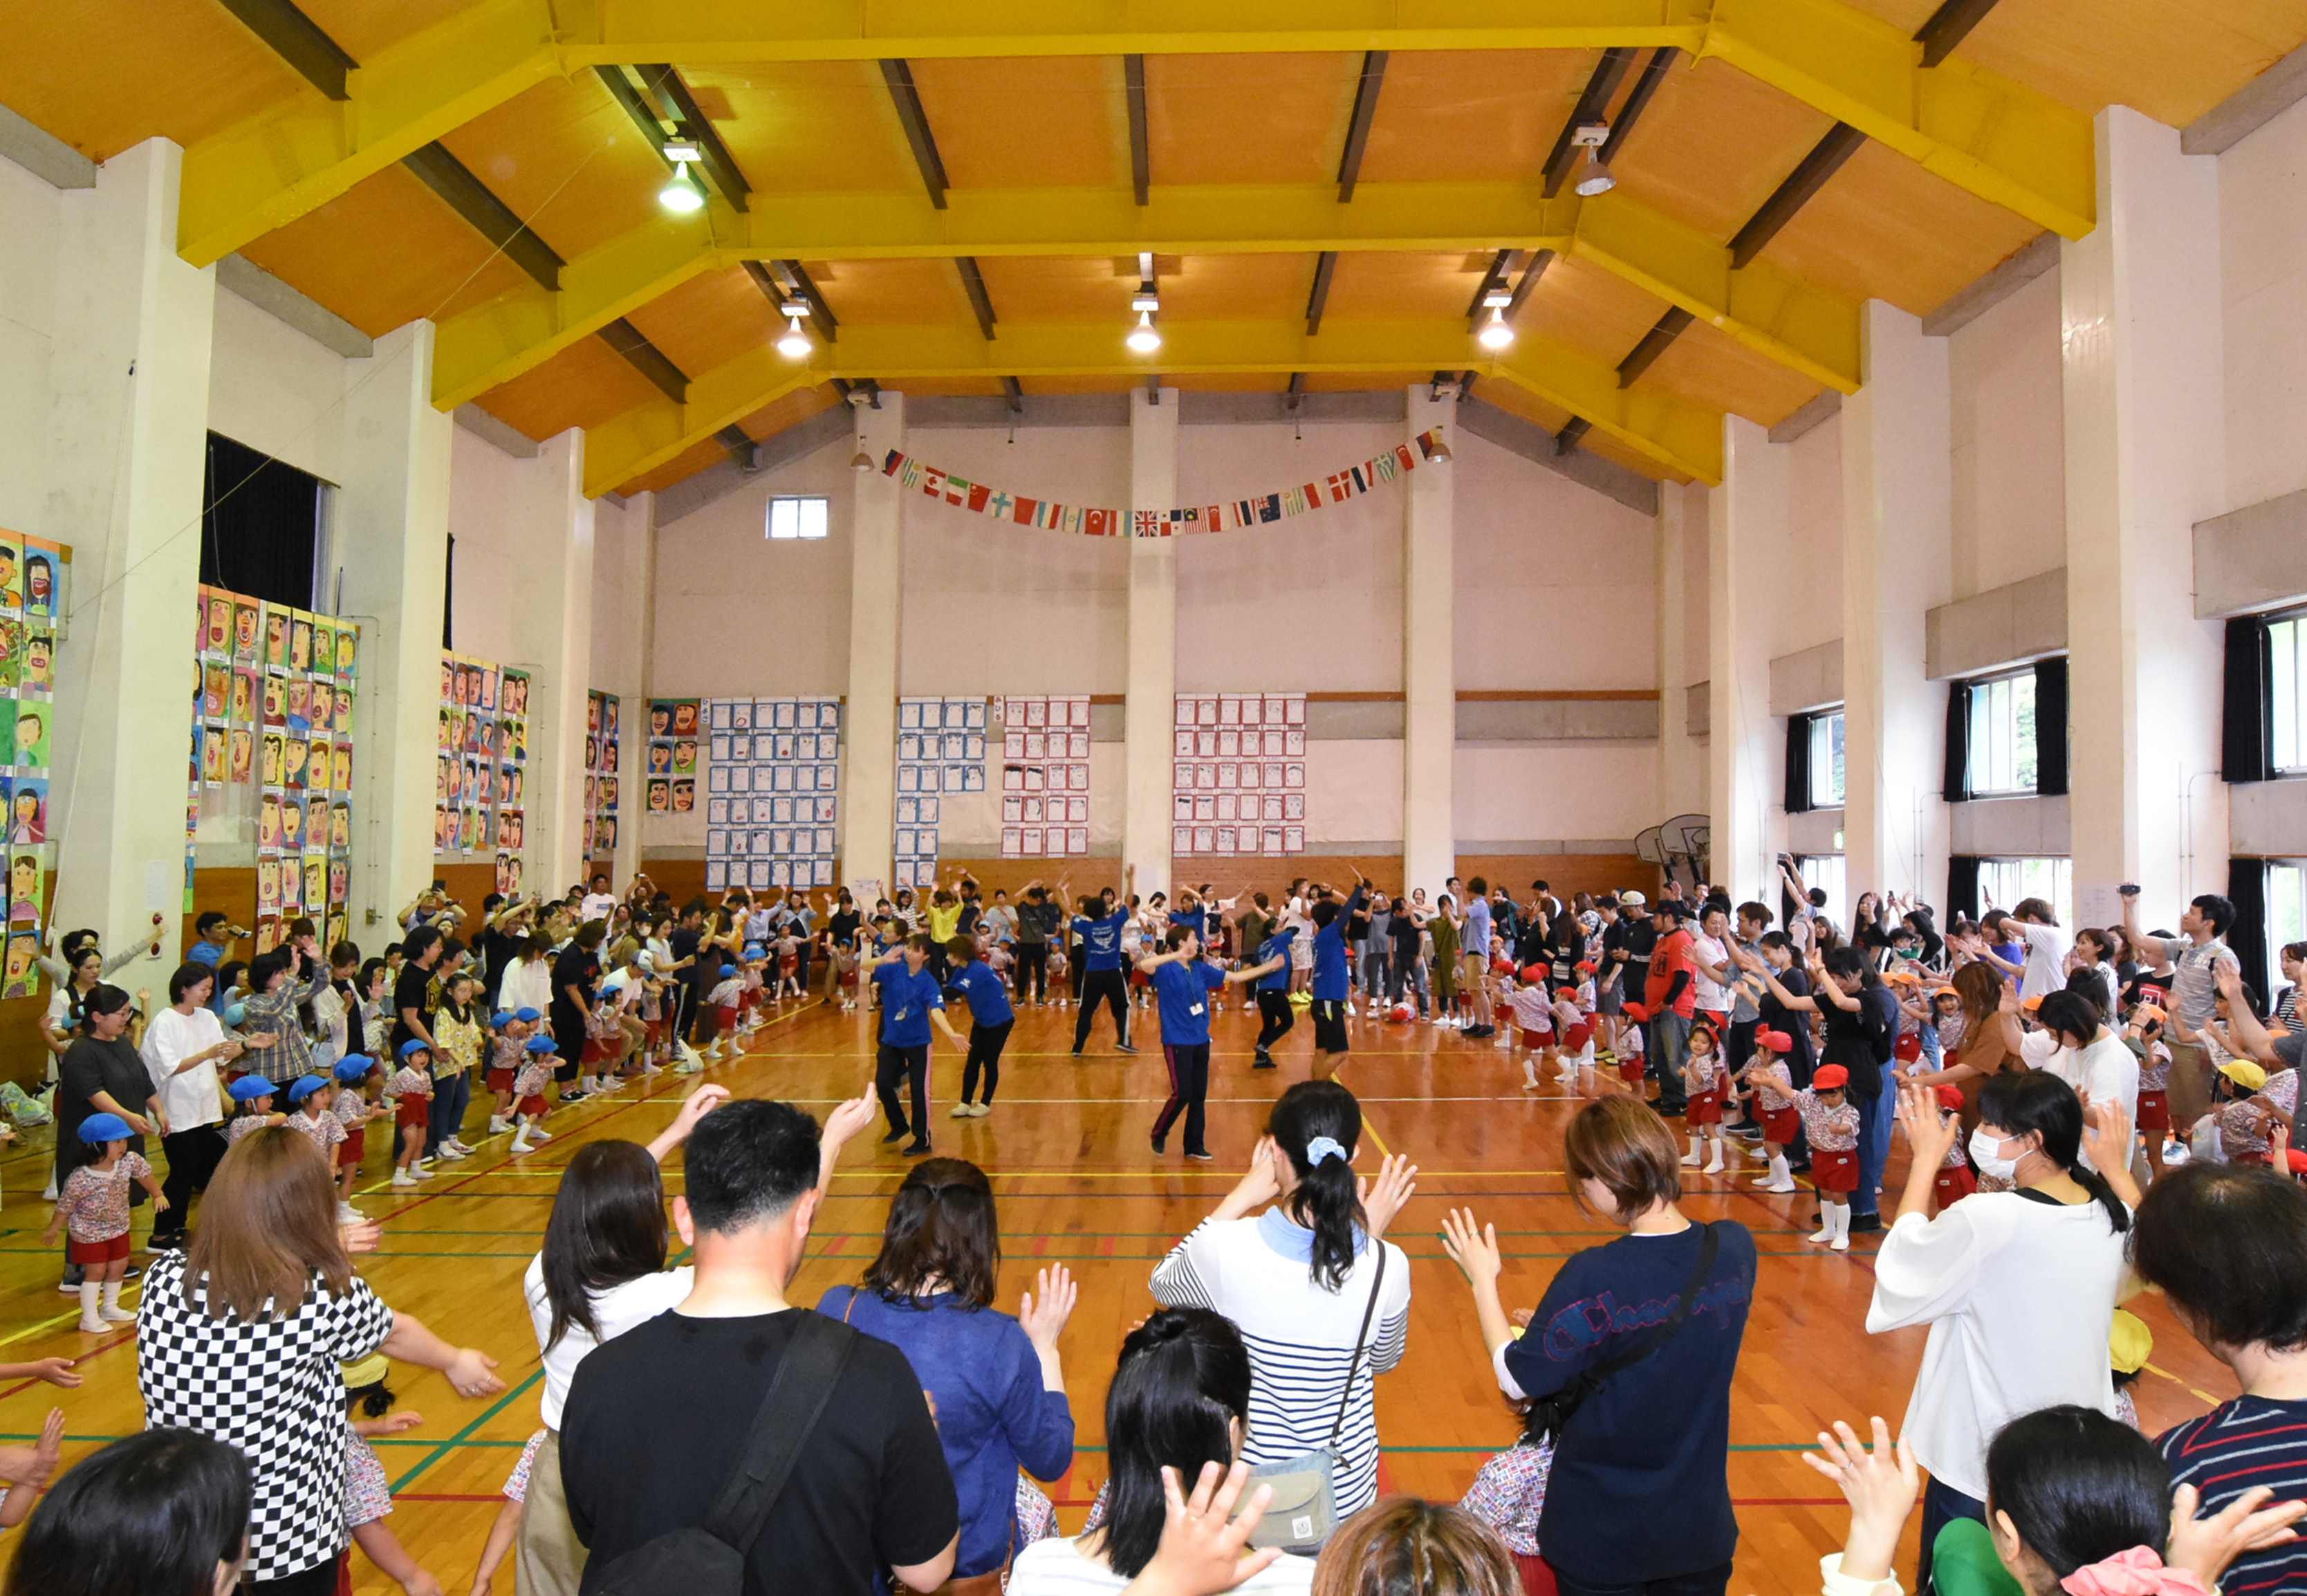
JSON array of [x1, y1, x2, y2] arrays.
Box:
[[1136, 925, 1284, 1162], [1308, 869, 1368, 1080], [1070, 865, 1139, 1058], [871, 935, 969, 1156]]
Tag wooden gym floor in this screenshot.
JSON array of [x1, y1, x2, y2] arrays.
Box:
[[0, 999, 2241, 1593]]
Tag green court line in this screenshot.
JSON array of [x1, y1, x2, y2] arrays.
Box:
[[389, 1368, 545, 1492]]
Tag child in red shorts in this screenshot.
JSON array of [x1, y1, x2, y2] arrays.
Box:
[[1930, 1084, 1978, 1208], [1797, 1065, 1862, 1252], [1739, 1028, 1801, 1194], [1509, 969, 1554, 1092], [44, 1113, 163, 1333], [485, 1009, 528, 1133], [385, 1041, 435, 1190], [2127, 1003, 2172, 1182], [1618, 1002, 1653, 1094], [331, 1055, 381, 1218], [1679, 1022, 1727, 1174], [1549, 985, 1596, 1088], [508, 1036, 558, 1155]]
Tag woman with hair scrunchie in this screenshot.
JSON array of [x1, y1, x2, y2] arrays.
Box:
[[1149, 1081, 1416, 1522]]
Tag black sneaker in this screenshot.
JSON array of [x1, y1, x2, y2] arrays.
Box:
[[1070, 1048, 1084, 1059], [1185, 1149, 1214, 1162], [121, 1263, 141, 1282], [1150, 1134, 1167, 1156], [147, 1234, 185, 1253], [903, 1140, 932, 1158], [1846, 1213, 1883, 1234], [880, 1127, 907, 1146], [1115, 1043, 1138, 1055], [1252, 1051, 1275, 1070]]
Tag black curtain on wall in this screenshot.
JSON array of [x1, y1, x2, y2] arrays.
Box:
[[2230, 859, 2272, 1009], [443, 532, 456, 650], [1947, 856, 1983, 925], [199, 434, 319, 608], [1943, 683, 1972, 801], [2223, 617, 2272, 784], [2034, 656, 2070, 797], [1785, 713, 1813, 815]]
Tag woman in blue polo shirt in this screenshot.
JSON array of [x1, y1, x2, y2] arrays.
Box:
[[1071, 867, 1139, 1058], [1137, 926, 1284, 1162], [1252, 920, 1299, 1070], [1309, 871, 1367, 1080], [943, 935, 1015, 1118], [871, 936, 967, 1156]]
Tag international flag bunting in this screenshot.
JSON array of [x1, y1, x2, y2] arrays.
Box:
[[878, 427, 1450, 539]]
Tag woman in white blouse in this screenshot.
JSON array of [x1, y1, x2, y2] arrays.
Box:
[[1868, 1072, 2138, 1595], [140, 962, 253, 1251], [1147, 1081, 1415, 1523], [497, 931, 555, 1019]]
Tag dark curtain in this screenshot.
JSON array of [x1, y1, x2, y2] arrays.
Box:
[[2223, 617, 2272, 785], [199, 434, 319, 607], [1947, 856, 1982, 925], [1943, 683, 1972, 802], [1784, 713, 1813, 815], [2034, 656, 2070, 797], [443, 532, 456, 650], [2230, 859, 2271, 1009]]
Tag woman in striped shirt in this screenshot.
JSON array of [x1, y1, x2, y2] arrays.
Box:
[[1147, 1081, 1416, 1521]]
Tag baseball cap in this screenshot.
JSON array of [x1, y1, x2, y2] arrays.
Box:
[[490, 1010, 513, 1030], [1624, 1001, 1651, 1023], [227, 1076, 277, 1103], [524, 1035, 557, 1055], [286, 1075, 329, 1103], [77, 1112, 131, 1143], [340, 1354, 391, 1391], [333, 1055, 373, 1084], [2109, 1308, 2153, 1377], [2219, 1059, 2269, 1093], [743, 943, 766, 960], [397, 1039, 431, 1061], [1812, 1065, 1849, 1091], [1934, 1086, 1965, 1111], [1620, 891, 1647, 909]]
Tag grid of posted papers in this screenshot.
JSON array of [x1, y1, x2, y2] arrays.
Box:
[[705, 696, 841, 893], [895, 697, 985, 887], [1173, 692, 1306, 856], [584, 691, 619, 860], [999, 696, 1091, 858], [189, 586, 356, 955], [438, 653, 530, 898], [0, 531, 66, 999]]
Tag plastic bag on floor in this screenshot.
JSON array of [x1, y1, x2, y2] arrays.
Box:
[[1, 1079, 50, 1127]]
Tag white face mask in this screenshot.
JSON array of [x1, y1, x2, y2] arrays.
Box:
[[1968, 1127, 2022, 1182]]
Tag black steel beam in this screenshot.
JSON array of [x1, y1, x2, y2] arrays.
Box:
[[1555, 417, 1592, 454], [633, 63, 752, 211], [1600, 47, 1677, 162], [1124, 55, 1151, 204], [1465, 248, 1517, 330], [400, 142, 564, 293], [1728, 123, 1865, 268], [1541, 48, 1635, 196], [1508, 248, 1555, 317], [955, 256, 998, 339], [880, 58, 951, 209], [1304, 250, 1338, 335], [1615, 307, 1694, 387], [214, 0, 355, 101], [1001, 375, 1026, 413], [598, 318, 689, 404], [1916, 0, 2003, 66], [1335, 51, 1389, 203]]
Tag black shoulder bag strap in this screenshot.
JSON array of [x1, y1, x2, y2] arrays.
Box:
[[1526, 1222, 1720, 1442], [1325, 1243, 1389, 1449], [700, 1312, 857, 1549]]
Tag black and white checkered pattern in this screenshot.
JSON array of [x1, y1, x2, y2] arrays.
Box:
[[136, 1250, 394, 1580]]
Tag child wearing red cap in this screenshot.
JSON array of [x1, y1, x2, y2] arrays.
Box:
[[1929, 1084, 1978, 1208], [1799, 1066, 1862, 1251], [1549, 984, 1596, 1088], [1741, 1028, 1802, 1194], [1617, 1001, 1651, 1094], [1509, 965, 1555, 1091], [1679, 1021, 1728, 1173], [2126, 1003, 2174, 1182]]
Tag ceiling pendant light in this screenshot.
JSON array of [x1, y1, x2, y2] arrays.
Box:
[[1126, 281, 1161, 354], [776, 298, 812, 360], [1570, 120, 1615, 197], [658, 138, 706, 214], [1476, 286, 1515, 351]]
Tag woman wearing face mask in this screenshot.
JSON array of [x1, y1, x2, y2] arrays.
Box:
[[1865, 1072, 2140, 1594]]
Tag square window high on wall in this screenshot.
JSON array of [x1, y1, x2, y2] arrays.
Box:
[[1795, 853, 1846, 916], [201, 433, 329, 610], [2272, 862, 2306, 968], [1945, 657, 2068, 801], [766, 495, 829, 540]]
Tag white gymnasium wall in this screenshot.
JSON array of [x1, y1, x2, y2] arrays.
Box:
[[2220, 92, 2307, 514], [0, 156, 59, 537], [445, 426, 563, 668], [205, 289, 349, 486], [1775, 414, 1844, 660], [1947, 268, 2066, 599]]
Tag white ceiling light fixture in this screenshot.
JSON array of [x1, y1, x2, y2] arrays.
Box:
[[1126, 282, 1162, 354], [1476, 284, 1515, 351], [1571, 120, 1615, 197], [776, 297, 812, 360], [658, 138, 706, 214]]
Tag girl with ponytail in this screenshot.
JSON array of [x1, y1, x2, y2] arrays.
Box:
[[1149, 1081, 1417, 1520], [1868, 1072, 2140, 1592]]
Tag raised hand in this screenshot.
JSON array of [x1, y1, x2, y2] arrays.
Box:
[[1801, 1416, 1919, 1583], [1357, 1153, 1420, 1240], [1438, 1207, 1503, 1290], [1118, 1461, 1280, 1596], [1019, 1264, 1078, 1354]]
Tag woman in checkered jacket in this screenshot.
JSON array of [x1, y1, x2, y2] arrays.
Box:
[[135, 1128, 506, 1594]]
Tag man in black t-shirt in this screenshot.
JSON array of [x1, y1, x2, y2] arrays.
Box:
[[559, 1097, 956, 1596], [667, 901, 707, 1052], [389, 926, 443, 1056]]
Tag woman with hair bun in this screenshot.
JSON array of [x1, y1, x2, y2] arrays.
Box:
[[1149, 1081, 1416, 1521]]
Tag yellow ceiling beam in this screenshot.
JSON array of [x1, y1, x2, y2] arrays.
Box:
[[580, 319, 1725, 497], [177, 0, 558, 267], [1702, 0, 2095, 239], [434, 182, 1860, 411]]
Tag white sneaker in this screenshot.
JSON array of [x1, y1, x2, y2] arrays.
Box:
[[391, 1169, 418, 1187], [526, 1125, 553, 1142], [337, 1202, 363, 1223], [969, 1102, 992, 1117], [411, 1163, 437, 1180], [435, 1144, 468, 1161], [1760, 1178, 1799, 1194], [76, 1317, 108, 1335], [487, 1117, 511, 1134], [510, 1133, 533, 1155], [99, 1304, 136, 1323], [1703, 1153, 1724, 1174], [1830, 1233, 1851, 1253], [1680, 1151, 1701, 1167], [1807, 1226, 1833, 1245], [950, 1102, 975, 1118]]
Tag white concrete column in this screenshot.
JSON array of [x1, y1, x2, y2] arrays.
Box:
[[604, 490, 656, 891], [2061, 106, 2227, 916], [1707, 418, 1788, 906], [1656, 481, 1707, 817], [507, 429, 594, 893], [844, 394, 905, 899], [46, 138, 215, 978], [334, 320, 453, 935], [1124, 386, 1178, 894], [1402, 384, 1456, 893], [1841, 301, 1953, 918]]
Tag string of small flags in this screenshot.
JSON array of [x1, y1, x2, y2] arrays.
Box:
[[879, 427, 1452, 537]]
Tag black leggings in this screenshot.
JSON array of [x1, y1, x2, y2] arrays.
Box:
[[1151, 1043, 1212, 1155], [875, 1043, 929, 1142], [155, 1126, 223, 1240], [1015, 943, 1048, 1001], [963, 1019, 1014, 1105], [1254, 991, 1295, 1050], [1073, 969, 1129, 1051]]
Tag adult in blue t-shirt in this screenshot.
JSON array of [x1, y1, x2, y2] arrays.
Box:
[[1307, 874, 1366, 1078], [871, 938, 965, 1155], [1137, 926, 1285, 1161], [1250, 925, 1299, 1068], [1069, 867, 1138, 1057], [943, 935, 1016, 1117]]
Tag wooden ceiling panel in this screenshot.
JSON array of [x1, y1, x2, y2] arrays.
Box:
[[1320, 252, 1488, 322], [239, 163, 537, 336], [622, 436, 734, 497], [1757, 140, 2046, 315], [1952, 0, 2307, 124], [435, 73, 669, 262], [733, 384, 844, 443], [0, 6, 305, 160], [1357, 50, 1596, 183], [1142, 52, 1358, 185], [299, 0, 476, 61], [622, 266, 783, 378], [1163, 254, 1321, 322], [973, 256, 1131, 322], [909, 57, 1125, 189], [1580, 426, 1687, 482], [476, 337, 666, 441], [685, 62, 925, 194], [1604, 54, 1835, 244], [1637, 319, 1825, 427], [1510, 252, 1673, 370], [795, 258, 975, 324]]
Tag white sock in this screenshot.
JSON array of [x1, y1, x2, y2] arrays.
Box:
[[1831, 1204, 1851, 1242], [1766, 1152, 1790, 1185], [100, 1279, 123, 1313], [78, 1281, 100, 1324]]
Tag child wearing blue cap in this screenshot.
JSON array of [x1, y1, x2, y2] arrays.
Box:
[[702, 961, 743, 1063], [285, 1074, 346, 1174], [225, 1075, 287, 1146], [483, 1008, 525, 1134], [43, 1113, 163, 1333], [384, 1041, 436, 1189], [508, 1036, 558, 1155], [331, 1055, 382, 1221]]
